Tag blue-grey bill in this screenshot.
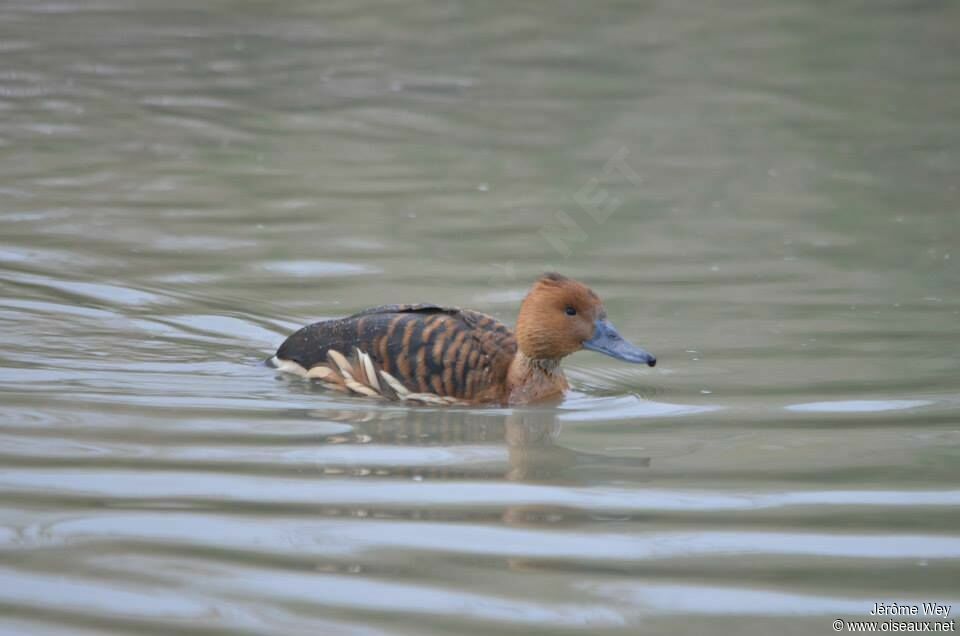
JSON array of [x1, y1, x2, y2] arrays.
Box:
[[583, 319, 657, 367]]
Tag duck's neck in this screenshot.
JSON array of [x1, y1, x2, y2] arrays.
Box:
[[506, 351, 569, 405]]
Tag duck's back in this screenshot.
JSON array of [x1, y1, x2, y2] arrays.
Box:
[[271, 304, 518, 404]]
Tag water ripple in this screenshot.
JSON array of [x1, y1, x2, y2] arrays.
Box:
[[786, 400, 935, 413], [2, 469, 958, 512]]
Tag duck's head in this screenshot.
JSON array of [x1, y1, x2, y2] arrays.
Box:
[[515, 272, 657, 366]]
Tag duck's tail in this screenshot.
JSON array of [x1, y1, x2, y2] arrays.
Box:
[[270, 347, 467, 406]]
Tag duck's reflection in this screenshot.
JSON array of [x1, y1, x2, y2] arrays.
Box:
[[287, 406, 652, 574], [300, 405, 650, 486]]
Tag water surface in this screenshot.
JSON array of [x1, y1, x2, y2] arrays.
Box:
[[1, 1, 959, 634]]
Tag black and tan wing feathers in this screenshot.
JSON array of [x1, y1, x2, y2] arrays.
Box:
[[270, 304, 517, 404]]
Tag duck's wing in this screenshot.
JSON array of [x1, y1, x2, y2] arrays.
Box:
[[270, 304, 517, 404]]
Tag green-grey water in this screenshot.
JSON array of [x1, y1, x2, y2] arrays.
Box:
[[1, 1, 959, 634]]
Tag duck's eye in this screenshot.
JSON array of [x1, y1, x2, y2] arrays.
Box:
[[565, 306, 577, 316]]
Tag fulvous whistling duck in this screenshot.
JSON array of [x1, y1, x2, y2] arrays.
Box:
[[268, 272, 656, 406]]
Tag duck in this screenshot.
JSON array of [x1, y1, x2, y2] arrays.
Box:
[[268, 272, 656, 406]]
